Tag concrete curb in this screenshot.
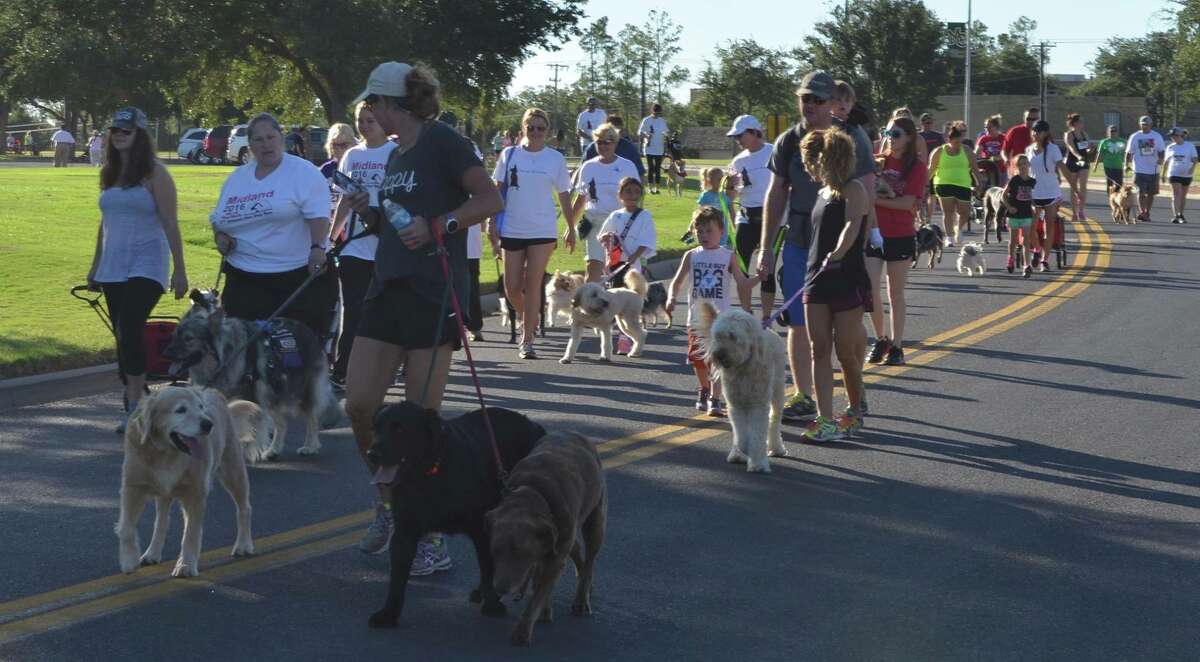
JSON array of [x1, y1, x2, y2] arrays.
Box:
[[0, 257, 683, 409]]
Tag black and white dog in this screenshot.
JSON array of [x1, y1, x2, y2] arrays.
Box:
[[912, 224, 946, 270], [164, 290, 338, 461]]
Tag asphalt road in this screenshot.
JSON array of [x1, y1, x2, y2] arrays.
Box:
[[1, 192, 1197, 661]]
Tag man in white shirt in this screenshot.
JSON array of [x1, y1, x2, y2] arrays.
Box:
[[51, 126, 76, 168], [726, 115, 776, 313], [576, 97, 606, 156], [638, 103, 669, 194], [1125, 115, 1166, 222]]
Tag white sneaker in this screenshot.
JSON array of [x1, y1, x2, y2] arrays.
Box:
[[410, 536, 452, 576], [358, 501, 393, 555]]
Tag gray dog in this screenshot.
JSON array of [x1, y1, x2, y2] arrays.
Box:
[[486, 431, 607, 646]]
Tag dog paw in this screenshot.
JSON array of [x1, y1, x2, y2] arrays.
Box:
[[297, 446, 320, 456], [119, 557, 139, 574], [768, 447, 789, 458], [559, 357, 571, 364], [481, 600, 508, 618], [726, 450, 748, 465], [139, 552, 161, 566], [231, 543, 255, 557], [571, 601, 593, 617], [263, 450, 281, 462], [597, 357, 611, 363], [368, 609, 400, 629], [539, 606, 554, 623], [171, 562, 199, 578], [746, 461, 772, 474], [628, 350, 642, 358], [510, 628, 532, 647]]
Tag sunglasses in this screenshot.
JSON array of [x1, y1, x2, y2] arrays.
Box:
[[800, 94, 829, 105], [109, 127, 133, 136], [886, 127, 906, 139], [1025, 117, 1038, 123], [525, 125, 548, 133], [596, 139, 615, 145]]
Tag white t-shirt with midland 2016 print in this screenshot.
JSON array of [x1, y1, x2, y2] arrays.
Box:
[[638, 116, 669, 156], [492, 145, 572, 239], [1125, 130, 1165, 175], [210, 153, 331, 273], [336, 141, 397, 261]]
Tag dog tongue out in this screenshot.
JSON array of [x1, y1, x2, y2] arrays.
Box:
[[372, 465, 399, 486]]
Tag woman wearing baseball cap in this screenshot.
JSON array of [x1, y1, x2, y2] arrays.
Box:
[[87, 106, 189, 433], [340, 62, 503, 573]]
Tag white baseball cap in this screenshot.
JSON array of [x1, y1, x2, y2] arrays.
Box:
[[726, 114, 764, 137], [353, 62, 414, 104]]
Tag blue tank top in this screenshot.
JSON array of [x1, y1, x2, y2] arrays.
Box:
[[94, 185, 169, 289]]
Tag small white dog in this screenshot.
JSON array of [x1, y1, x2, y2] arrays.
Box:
[[560, 269, 648, 363], [545, 270, 585, 327], [696, 304, 788, 473], [956, 242, 986, 276], [117, 386, 260, 577]]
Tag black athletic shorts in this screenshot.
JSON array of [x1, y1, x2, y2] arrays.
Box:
[[357, 278, 461, 351], [1065, 159, 1089, 173], [1169, 176, 1193, 187], [934, 184, 972, 202], [1033, 197, 1060, 208], [500, 237, 556, 251], [865, 235, 916, 262]]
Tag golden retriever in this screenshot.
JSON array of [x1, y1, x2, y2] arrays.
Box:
[[560, 269, 648, 363], [117, 386, 260, 577]]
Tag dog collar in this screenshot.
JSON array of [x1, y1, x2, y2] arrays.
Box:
[[424, 462, 440, 477]]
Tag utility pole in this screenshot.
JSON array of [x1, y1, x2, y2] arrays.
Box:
[[1038, 41, 1047, 119], [639, 59, 648, 120], [964, 0, 972, 134], [548, 63, 568, 140]]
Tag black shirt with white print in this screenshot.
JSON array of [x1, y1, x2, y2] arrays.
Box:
[[371, 121, 482, 304]]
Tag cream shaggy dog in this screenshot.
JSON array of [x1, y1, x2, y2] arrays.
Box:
[[545, 270, 585, 327], [560, 269, 648, 363], [696, 303, 788, 473], [956, 242, 986, 276], [117, 386, 260, 578]]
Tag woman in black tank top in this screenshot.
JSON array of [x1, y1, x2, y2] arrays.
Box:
[[797, 129, 872, 442], [1063, 113, 1090, 221]]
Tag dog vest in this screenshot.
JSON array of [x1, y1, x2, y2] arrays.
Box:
[[242, 320, 304, 391]]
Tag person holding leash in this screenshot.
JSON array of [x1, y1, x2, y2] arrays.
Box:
[[341, 62, 502, 569], [209, 113, 337, 338], [1093, 125, 1127, 190], [87, 107, 188, 433], [568, 122, 641, 283]]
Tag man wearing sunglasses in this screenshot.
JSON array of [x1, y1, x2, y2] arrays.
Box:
[[759, 70, 836, 424], [1001, 107, 1040, 177]]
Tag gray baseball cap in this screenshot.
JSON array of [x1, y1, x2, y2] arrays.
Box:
[[1139, 115, 1152, 125], [1168, 126, 1185, 136], [797, 71, 835, 100], [110, 107, 146, 131]]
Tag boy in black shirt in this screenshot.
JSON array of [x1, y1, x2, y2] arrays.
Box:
[[1003, 154, 1037, 278]]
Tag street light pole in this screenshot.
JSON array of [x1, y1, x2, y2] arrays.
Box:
[[964, 0, 972, 134]]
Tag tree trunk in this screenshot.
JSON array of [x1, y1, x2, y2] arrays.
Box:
[[0, 98, 10, 155], [250, 33, 349, 125]]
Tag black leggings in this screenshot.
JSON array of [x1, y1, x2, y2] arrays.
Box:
[[733, 212, 776, 294], [101, 277, 164, 377], [333, 256, 374, 380], [467, 258, 483, 333], [646, 154, 663, 186], [220, 263, 338, 340]]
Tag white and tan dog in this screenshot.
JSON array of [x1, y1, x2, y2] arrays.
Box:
[[117, 386, 260, 577], [956, 242, 986, 276], [545, 270, 585, 327], [696, 304, 788, 473], [560, 269, 648, 363]]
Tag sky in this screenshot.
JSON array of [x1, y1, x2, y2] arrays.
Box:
[[508, 0, 1177, 98]]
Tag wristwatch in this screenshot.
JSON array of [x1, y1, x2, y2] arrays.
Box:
[[443, 216, 460, 234]]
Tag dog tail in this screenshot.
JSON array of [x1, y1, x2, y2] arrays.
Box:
[[624, 269, 648, 298], [227, 399, 268, 463]]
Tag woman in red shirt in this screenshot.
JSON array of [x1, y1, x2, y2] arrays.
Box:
[[865, 117, 925, 366]]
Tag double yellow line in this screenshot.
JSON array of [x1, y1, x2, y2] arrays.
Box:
[[0, 218, 1111, 645]]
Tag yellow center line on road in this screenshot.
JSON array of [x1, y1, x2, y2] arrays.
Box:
[[0, 218, 1111, 644]]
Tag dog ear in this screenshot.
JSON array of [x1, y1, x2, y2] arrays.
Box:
[[127, 394, 155, 446], [189, 289, 208, 308]]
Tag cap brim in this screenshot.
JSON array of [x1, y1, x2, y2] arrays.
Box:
[[726, 129, 743, 137], [352, 89, 371, 105], [109, 121, 136, 130], [798, 88, 830, 99]]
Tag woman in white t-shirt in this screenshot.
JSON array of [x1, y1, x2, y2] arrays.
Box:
[[487, 107, 575, 359], [567, 122, 641, 282], [1162, 127, 1197, 224], [327, 103, 396, 385], [210, 112, 336, 336], [638, 103, 669, 194], [1024, 120, 1069, 273]]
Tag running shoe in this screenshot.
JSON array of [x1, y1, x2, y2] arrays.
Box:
[[359, 501, 394, 555], [801, 416, 844, 443], [866, 338, 891, 364], [1181, 215, 1188, 224], [1038, 260, 1049, 273], [616, 334, 633, 355], [695, 388, 710, 412], [884, 345, 906, 366], [1173, 215, 1183, 224], [1023, 265, 1033, 279], [1006, 255, 1015, 273], [707, 398, 725, 417], [518, 342, 536, 359], [836, 409, 864, 438], [782, 392, 818, 422], [410, 536, 452, 576]]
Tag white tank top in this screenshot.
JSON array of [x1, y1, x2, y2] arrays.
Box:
[[686, 246, 734, 327]]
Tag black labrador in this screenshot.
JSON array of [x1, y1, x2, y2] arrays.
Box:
[[366, 403, 546, 628]]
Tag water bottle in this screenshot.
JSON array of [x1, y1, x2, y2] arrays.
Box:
[[382, 199, 413, 232]]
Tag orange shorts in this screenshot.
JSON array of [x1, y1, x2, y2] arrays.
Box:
[[686, 329, 707, 366]]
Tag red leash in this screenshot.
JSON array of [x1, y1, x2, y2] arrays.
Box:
[[430, 220, 508, 485]]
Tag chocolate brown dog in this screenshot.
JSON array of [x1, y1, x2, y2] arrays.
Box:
[[486, 431, 607, 646]]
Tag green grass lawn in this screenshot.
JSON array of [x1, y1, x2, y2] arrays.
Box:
[[0, 164, 703, 377]]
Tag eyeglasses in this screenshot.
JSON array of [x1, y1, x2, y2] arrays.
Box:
[[109, 127, 133, 136], [800, 94, 829, 105], [596, 139, 615, 145], [525, 125, 548, 133]]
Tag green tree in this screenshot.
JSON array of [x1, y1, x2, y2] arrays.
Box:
[[1072, 34, 1176, 125], [615, 11, 689, 117], [695, 39, 798, 127], [800, 0, 951, 124]]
